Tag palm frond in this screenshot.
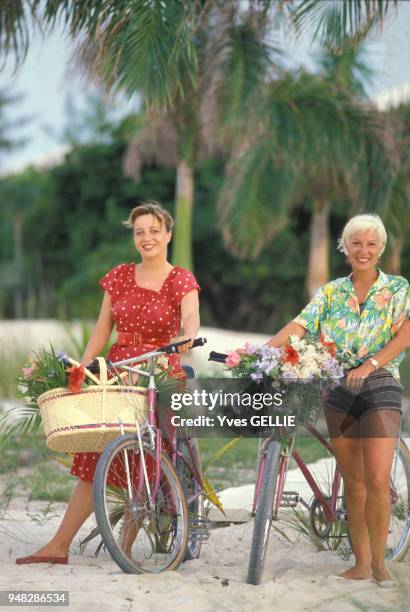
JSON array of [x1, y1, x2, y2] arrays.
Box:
[[218, 138, 293, 258], [318, 42, 373, 98], [78, 0, 199, 110], [0, 404, 42, 449], [219, 69, 385, 258], [122, 115, 179, 181], [215, 19, 281, 135], [292, 0, 398, 52]]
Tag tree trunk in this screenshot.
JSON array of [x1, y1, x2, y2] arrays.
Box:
[[13, 210, 24, 319], [384, 237, 402, 275], [172, 159, 194, 271], [306, 200, 330, 300], [26, 285, 36, 319]]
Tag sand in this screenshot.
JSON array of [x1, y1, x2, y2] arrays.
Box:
[[1, 322, 409, 610], [1, 463, 408, 612]]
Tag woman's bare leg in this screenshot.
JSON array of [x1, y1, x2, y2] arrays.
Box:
[[361, 410, 401, 582], [28, 479, 94, 557], [330, 436, 372, 579], [122, 507, 141, 557]]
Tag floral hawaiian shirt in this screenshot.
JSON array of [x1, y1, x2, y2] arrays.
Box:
[[294, 270, 410, 379]]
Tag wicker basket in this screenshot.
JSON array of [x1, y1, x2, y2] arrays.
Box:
[[38, 357, 148, 452]]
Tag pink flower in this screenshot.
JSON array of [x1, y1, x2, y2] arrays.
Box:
[[244, 342, 257, 355], [374, 289, 392, 310], [22, 367, 35, 378], [225, 351, 242, 368]]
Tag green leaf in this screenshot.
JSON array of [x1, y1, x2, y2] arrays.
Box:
[[292, 0, 398, 51]]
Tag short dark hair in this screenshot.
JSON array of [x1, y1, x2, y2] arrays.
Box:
[[123, 201, 174, 232]]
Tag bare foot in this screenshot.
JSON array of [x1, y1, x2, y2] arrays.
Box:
[[338, 566, 371, 580], [372, 567, 394, 583], [28, 543, 69, 558]]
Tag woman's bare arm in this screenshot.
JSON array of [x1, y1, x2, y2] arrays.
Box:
[[176, 290, 200, 353], [265, 321, 307, 348], [80, 292, 114, 365]]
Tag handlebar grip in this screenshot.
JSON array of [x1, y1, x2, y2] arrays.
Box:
[[161, 337, 207, 354], [192, 337, 207, 348], [208, 351, 228, 363]]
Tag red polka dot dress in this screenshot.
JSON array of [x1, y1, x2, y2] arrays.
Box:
[[70, 263, 200, 484]]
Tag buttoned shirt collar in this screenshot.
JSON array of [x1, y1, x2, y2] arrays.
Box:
[[339, 269, 389, 296]]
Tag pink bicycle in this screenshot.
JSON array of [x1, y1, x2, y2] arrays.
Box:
[[65, 338, 208, 574], [249, 426, 409, 584], [208, 351, 410, 585]]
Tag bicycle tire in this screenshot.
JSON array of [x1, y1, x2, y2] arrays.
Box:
[[310, 497, 333, 538], [247, 440, 282, 585], [93, 434, 189, 574], [175, 436, 204, 560], [385, 437, 410, 561]]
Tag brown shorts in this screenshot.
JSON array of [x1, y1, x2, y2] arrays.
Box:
[[324, 368, 402, 417], [324, 368, 403, 438]]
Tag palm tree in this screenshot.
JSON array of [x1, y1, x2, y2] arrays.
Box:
[[217, 39, 389, 298], [0, 1, 399, 271], [382, 102, 410, 274], [0, 89, 29, 317]]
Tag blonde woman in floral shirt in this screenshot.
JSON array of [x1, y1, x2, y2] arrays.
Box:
[[265, 214, 410, 587]]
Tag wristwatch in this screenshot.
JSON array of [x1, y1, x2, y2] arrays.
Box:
[[369, 358, 379, 370]]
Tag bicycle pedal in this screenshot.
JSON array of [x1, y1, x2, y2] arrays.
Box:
[[189, 518, 210, 540], [280, 491, 299, 508]]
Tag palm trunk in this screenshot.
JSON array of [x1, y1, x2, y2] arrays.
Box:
[[172, 159, 194, 271], [384, 236, 402, 275], [306, 200, 330, 299], [13, 210, 24, 318]]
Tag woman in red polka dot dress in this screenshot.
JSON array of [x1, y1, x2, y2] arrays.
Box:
[[16, 201, 200, 565]]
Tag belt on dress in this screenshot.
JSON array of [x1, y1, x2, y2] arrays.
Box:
[[116, 331, 172, 349]]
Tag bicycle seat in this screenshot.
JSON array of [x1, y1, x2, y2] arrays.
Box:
[[182, 365, 195, 379]]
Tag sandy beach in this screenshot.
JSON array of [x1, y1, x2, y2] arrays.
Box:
[[1, 467, 408, 612], [1, 322, 409, 610]]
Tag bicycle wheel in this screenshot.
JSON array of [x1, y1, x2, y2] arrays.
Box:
[[93, 434, 189, 574], [247, 440, 281, 585], [176, 436, 205, 560], [310, 497, 333, 538], [386, 437, 410, 561], [342, 438, 409, 561]]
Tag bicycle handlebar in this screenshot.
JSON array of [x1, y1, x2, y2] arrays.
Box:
[[81, 337, 207, 373], [159, 336, 207, 354], [208, 350, 228, 364]]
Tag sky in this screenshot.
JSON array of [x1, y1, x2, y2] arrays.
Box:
[[0, 1, 409, 174]]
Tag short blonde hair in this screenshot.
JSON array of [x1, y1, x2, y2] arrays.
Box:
[[337, 213, 387, 255], [123, 201, 174, 232]]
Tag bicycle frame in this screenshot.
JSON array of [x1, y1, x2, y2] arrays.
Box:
[[253, 417, 404, 526], [252, 424, 343, 524], [108, 350, 205, 509]]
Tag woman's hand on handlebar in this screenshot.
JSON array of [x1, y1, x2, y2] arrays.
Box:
[[174, 335, 194, 353]]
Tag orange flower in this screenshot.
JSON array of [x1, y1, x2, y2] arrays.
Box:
[[392, 311, 405, 335], [67, 365, 85, 393], [374, 289, 392, 310], [347, 296, 357, 313]]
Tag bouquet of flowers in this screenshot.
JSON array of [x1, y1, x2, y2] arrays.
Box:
[[0, 346, 87, 445], [225, 335, 344, 383], [0, 346, 178, 446], [223, 335, 344, 432]]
